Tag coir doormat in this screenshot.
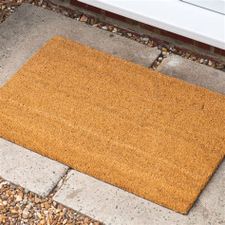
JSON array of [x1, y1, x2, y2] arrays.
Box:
[[0, 36, 224, 214]]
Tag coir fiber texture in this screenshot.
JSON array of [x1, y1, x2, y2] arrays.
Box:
[[0, 36, 224, 214]]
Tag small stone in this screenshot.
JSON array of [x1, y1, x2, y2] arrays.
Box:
[[37, 212, 43, 219], [10, 209, 18, 214], [2, 200, 7, 205], [185, 52, 191, 58], [79, 15, 88, 22], [56, 208, 61, 214], [158, 57, 163, 62], [200, 58, 204, 64], [34, 196, 41, 203], [141, 37, 149, 42], [101, 26, 108, 30], [0, 181, 9, 188], [0, 215, 6, 223], [162, 51, 168, 57], [107, 25, 114, 31], [112, 27, 118, 33], [208, 60, 213, 66], [39, 219, 46, 225], [15, 192, 23, 202], [44, 202, 51, 209], [22, 208, 30, 219]]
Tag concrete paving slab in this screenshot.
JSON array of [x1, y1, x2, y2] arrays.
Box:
[[53, 162, 225, 225], [0, 4, 160, 86], [0, 139, 68, 196], [157, 55, 225, 94]]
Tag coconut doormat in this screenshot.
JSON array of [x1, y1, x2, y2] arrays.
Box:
[[0, 36, 224, 214]]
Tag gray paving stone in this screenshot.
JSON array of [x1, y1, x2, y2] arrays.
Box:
[[0, 139, 68, 196], [0, 4, 160, 86], [53, 162, 225, 225], [157, 55, 225, 94]]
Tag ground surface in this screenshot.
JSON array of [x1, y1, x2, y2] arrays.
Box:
[[0, 2, 225, 225]]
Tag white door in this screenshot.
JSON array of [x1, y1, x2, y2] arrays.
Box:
[[181, 0, 225, 15]]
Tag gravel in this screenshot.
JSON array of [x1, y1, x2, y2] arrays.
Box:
[[0, 178, 102, 225]]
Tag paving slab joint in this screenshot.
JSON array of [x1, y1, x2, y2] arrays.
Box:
[[150, 50, 166, 70], [49, 168, 72, 197]]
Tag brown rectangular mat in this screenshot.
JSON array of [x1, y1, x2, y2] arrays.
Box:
[[0, 36, 224, 214]]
